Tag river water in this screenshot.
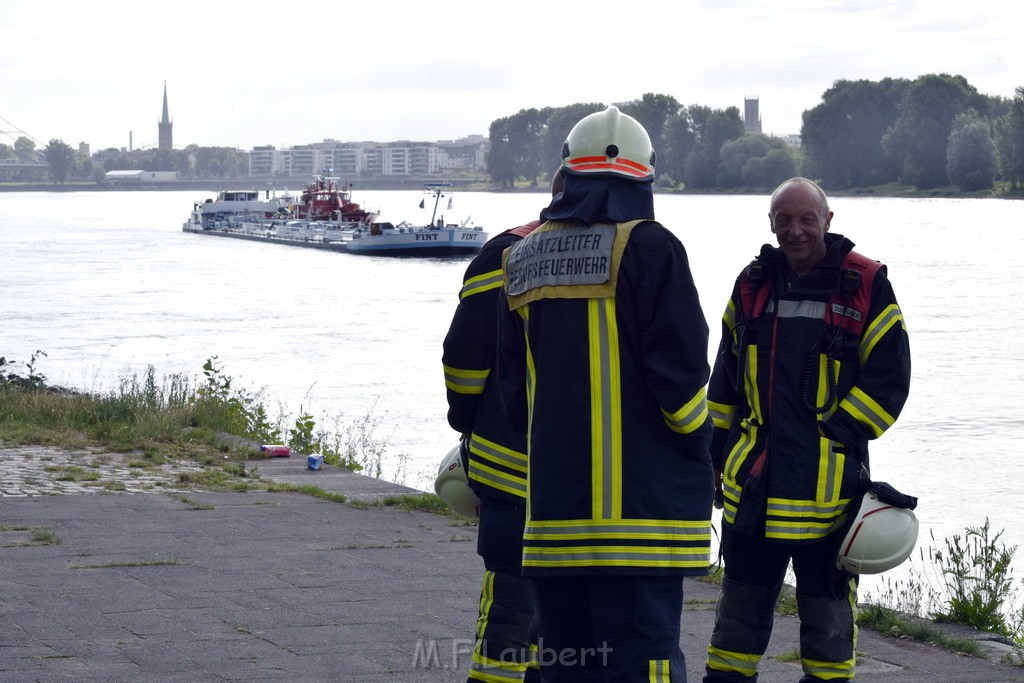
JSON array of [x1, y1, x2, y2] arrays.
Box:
[[2, 188, 1022, 603]]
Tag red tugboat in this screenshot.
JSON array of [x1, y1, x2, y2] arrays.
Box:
[[289, 176, 376, 224]]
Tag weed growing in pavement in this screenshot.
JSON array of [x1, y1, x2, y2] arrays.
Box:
[[930, 519, 1019, 637], [861, 517, 1024, 661]]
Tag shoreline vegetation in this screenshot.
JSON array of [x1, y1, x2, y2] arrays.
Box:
[[0, 179, 1021, 200], [3, 355, 1024, 665]]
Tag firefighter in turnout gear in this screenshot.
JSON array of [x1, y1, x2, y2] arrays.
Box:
[[441, 170, 565, 682], [702, 178, 911, 683], [498, 106, 714, 682]]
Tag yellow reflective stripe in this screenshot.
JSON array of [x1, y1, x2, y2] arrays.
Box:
[[469, 658, 527, 682], [470, 435, 527, 472], [444, 364, 490, 394], [474, 571, 495, 643], [707, 645, 760, 677], [519, 305, 535, 492], [649, 659, 670, 682], [800, 656, 855, 680], [522, 545, 710, 568], [724, 422, 758, 486], [525, 518, 711, 538], [461, 268, 504, 300], [588, 298, 622, 520], [744, 345, 763, 424], [815, 435, 843, 506], [766, 497, 851, 518], [470, 571, 530, 681], [860, 303, 904, 365], [839, 386, 894, 437], [468, 461, 527, 498], [765, 519, 837, 540], [723, 297, 737, 331], [708, 400, 736, 430], [662, 387, 709, 434]]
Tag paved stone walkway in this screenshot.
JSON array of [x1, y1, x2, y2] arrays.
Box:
[[2, 443, 1022, 681], [0, 444, 209, 497]]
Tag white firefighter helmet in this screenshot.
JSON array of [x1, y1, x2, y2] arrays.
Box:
[[837, 491, 919, 574], [561, 105, 655, 180], [434, 443, 480, 518]]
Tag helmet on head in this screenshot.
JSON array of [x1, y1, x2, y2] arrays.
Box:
[[836, 491, 919, 574], [561, 105, 655, 180], [434, 442, 480, 518]]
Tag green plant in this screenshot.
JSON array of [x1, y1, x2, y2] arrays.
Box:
[[1, 350, 49, 389], [930, 519, 1019, 637]]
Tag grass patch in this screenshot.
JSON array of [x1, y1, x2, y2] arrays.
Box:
[[70, 558, 181, 569], [858, 604, 983, 656], [378, 492, 467, 517], [0, 354, 407, 490], [169, 494, 215, 510], [0, 525, 63, 545], [265, 481, 348, 504]]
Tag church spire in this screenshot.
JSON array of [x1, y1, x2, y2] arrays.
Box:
[[161, 81, 170, 124], [158, 81, 173, 150]]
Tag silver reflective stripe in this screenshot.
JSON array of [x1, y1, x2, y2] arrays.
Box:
[[443, 366, 489, 393], [593, 300, 616, 519], [843, 391, 889, 434], [469, 465, 527, 497], [525, 522, 710, 539], [860, 304, 902, 364], [461, 269, 503, 299], [776, 299, 827, 320], [470, 438, 527, 471], [525, 547, 708, 564]]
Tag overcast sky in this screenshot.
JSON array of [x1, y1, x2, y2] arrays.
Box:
[[2, 0, 1020, 152]]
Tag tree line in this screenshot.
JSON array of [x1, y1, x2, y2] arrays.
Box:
[[487, 74, 1024, 193], [6, 72, 1023, 193], [0, 140, 247, 185]]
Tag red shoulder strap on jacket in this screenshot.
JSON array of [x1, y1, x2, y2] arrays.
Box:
[[738, 260, 771, 320], [828, 251, 885, 335], [509, 219, 542, 238]]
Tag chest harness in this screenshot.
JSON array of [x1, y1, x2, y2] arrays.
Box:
[[725, 251, 883, 415]]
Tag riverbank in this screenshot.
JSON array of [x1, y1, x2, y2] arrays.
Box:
[[3, 179, 1020, 198]]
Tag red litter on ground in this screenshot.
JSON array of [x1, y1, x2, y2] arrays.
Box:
[[260, 445, 291, 457]]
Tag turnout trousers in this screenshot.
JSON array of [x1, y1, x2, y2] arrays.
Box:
[[703, 525, 859, 682], [469, 497, 539, 682], [532, 575, 687, 682]]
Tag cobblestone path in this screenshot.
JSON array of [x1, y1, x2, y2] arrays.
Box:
[[0, 444, 209, 497]]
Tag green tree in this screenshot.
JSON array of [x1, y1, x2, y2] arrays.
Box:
[[994, 86, 1024, 190], [744, 147, 799, 187], [619, 93, 681, 151], [718, 133, 796, 188], [682, 105, 745, 189], [0, 142, 13, 160], [43, 139, 75, 184], [539, 103, 605, 176], [800, 78, 908, 189], [506, 108, 546, 186], [660, 110, 697, 187], [14, 136, 37, 162], [946, 114, 996, 191], [882, 74, 981, 188], [487, 117, 516, 188]]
